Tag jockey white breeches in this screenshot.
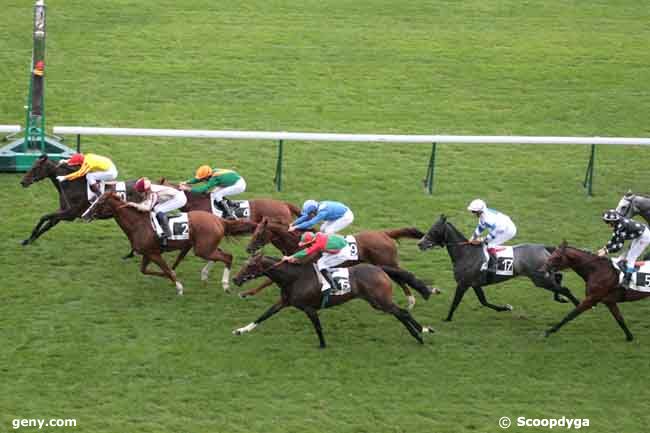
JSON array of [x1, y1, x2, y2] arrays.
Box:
[[320, 209, 354, 234], [210, 178, 247, 202], [622, 228, 650, 267], [482, 224, 517, 267], [317, 251, 348, 271], [153, 192, 187, 214], [86, 165, 118, 199]]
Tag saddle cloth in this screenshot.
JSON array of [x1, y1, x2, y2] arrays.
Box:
[[487, 246, 514, 276], [318, 268, 352, 295], [612, 258, 650, 292], [150, 213, 190, 241], [104, 181, 127, 200], [211, 199, 251, 219]]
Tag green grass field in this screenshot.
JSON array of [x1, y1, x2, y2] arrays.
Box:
[[2, 1, 650, 432]]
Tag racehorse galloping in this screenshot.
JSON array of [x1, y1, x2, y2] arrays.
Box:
[[616, 191, 650, 224], [20, 155, 138, 245], [84, 192, 256, 294], [240, 216, 437, 308], [543, 242, 650, 341], [160, 178, 300, 224], [417, 215, 580, 322], [232, 254, 434, 348]]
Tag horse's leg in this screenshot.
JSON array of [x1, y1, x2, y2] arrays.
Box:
[[303, 307, 327, 348], [472, 286, 513, 312], [142, 253, 184, 295], [233, 299, 286, 335], [545, 296, 599, 337], [604, 302, 634, 341], [200, 248, 233, 292], [397, 282, 416, 310], [445, 284, 469, 322], [22, 211, 64, 245], [239, 277, 274, 298], [171, 245, 192, 270], [530, 273, 580, 306], [391, 306, 424, 344]]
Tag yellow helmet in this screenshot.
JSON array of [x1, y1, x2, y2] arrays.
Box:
[[195, 165, 212, 179]]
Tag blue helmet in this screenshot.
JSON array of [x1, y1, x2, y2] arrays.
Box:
[[302, 200, 319, 214]]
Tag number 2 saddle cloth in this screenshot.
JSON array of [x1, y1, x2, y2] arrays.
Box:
[[150, 213, 191, 241], [612, 258, 650, 292]]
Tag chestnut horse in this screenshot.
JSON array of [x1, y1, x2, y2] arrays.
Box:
[[232, 254, 434, 348], [20, 154, 139, 245], [240, 217, 437, 308], [543, 241, 650, 341], [84, 192, 256, 294]]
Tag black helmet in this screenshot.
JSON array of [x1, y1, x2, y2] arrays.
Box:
[[602, 209, 621, 222]]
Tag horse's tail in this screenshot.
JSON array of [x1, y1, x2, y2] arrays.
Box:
[[223, 219, 257, 236], [380, 266, 433, 300], [383, 227, 425, 240], [286, 202, 302, 218]]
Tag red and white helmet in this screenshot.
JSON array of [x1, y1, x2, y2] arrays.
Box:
[[135, 177, 151, 193], [467, 199, 487, 213]]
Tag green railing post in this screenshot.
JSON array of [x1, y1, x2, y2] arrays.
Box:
[[422, 142, 437, 194], [274, 139, 284, 192], [76, 134, 81, 153], [583, 143, 595, 196]]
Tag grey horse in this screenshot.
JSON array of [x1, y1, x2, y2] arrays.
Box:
[[417, 215, 580, 322], [615, 191, 650, 260]]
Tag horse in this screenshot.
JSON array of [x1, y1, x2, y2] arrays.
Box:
[[232, 254, 434, 348], [417, 215, 580, 322], [239, 216, 438, 308], [542, 241, 650, 341], [83, 192, 257, 294], [160, 178, 300, 224], [19, 154, 139, 246], [616, 191, 650, 224]]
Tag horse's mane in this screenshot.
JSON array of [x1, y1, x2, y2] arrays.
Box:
[[442, 219, 469, 242]]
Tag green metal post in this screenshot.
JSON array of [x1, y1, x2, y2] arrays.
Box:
[[423, 142, 437, 194], [274, 140, 283, 192], [76, 134, 81, 153], [583, 144, 595, 196]]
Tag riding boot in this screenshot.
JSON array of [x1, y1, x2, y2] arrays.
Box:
[[320, 269, 336, 308], [622, 268, 634, 289], [219, 200, 236, 220], [156, 212, 171, 247]]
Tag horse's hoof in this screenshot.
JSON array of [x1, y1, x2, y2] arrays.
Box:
[[544, 330, 552, 338], [443, 318, 452, 322], [431, 287, 442, 295], [232, 329, 241, 336], [238, 292, 249, 299], [21, 239, 30, 246], [627, 335, 634, 342], [505, 304, 513, 311], [423, 327, 435, 334]]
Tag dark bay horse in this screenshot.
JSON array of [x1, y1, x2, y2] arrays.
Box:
[[543, 242, 650, 341], [20, 155, 138, 245], [160, 178, 300, 224], [240, 217, 437, 308], [417, 215, 580, 322], [232, 254, 434, 348], [84, 192, 256, 294]]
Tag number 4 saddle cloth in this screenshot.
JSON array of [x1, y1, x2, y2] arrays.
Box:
[[612, 258, 650, 292], [150, 213, 191, 241]]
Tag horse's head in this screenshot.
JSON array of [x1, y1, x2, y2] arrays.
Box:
[[543, 240, 571, 273], [418, 214, 450, 251], [615, 191, 637, 218], [82, 192, 121, 221], [233, 253, 268, 286], [246, 217, 272, 254], [21, 154, 55, 187]]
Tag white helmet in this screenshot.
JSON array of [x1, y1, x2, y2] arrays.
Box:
[[467, 199, 487, 213]]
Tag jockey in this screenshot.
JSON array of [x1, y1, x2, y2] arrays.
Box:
[[180, 165, 246, 220], [283, 231, 349, 302], [126, 177, 188, 247], [597, 209, 650, 288], [56, 153, 118, 201], [289, 200, 354, 234], [467, 198, 517, 271]]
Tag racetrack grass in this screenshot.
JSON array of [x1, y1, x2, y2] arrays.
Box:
[[1, 1, 650, 432]]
